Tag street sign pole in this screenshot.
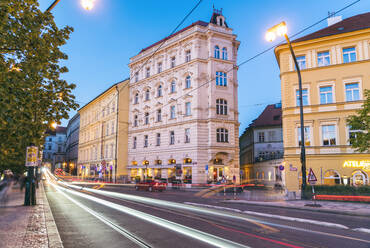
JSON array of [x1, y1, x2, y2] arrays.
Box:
[[24, 145, 38, 206]]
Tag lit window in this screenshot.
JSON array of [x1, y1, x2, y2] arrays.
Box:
[[134, 93, 139, 104], [170, 131, 175, 145], [185, 50, 191, 62], [157, 62, 162, 73], [216, 99, 227, 115], [322, 125, 336, 146], [185, 128, 190, 143], [133, 137, 137, 149], [170, 106, 176, 119], [146, 67, 150, 78], [214, 45, 220, 59], [296, 89, 309, 106], [185, 76, 191, 89], [296, 56, 306, 70], [134, 115, 138, 127], [156, 133, 161, 146], [216, 71, 227, 86], [170, 81, 176, 93], [171, 57, 176, 68], [317, 51, 330, 67], [343, 47, 356, 63], [258, 132, 265, 142], [216, 128, 228, 143], [298, 126, 311, 146], [144, 135, 148, 147], [320, 86, 333, 104], [185, 102, 191, 116], [222, 47, 228, 60], [144, 112, 149, 125], [145, 89, 150, 101], [157, 109, 162, 122], [345, 83, 360, 102], [157, 85, 162, 97]]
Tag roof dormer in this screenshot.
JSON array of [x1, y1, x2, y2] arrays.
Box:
[[210, 7, 228, 28]]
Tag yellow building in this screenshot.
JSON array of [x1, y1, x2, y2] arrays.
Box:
[[78, 79, 129, 182], [275, 13, 370, 194]]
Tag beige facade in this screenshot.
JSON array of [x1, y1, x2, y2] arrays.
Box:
[[77, 79, 129, 182], [127, 12, 240, 184], [275, 15, 370, 193]]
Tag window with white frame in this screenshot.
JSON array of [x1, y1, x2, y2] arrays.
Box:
[[296, 55, 306, 70], [170, 106, 176, 119], [110, 144, 114, 158], [185, 50, 191, 62], [133, 136, 137, 149], [214, 45, 220, 59], [106, 122, 109, 136], [157, 62, 162, 73], [216, 128, 228, 143], [222, 47, 228, 60], [216, 99, 227, 115], [156, 133, 161, 146], [345, 83, 360, 102], [170, 81, 176, 93], [134, 115, 138, 127], [105, 144, 108, 158], [348, 125, 361, 145], [135, 72, 139, 82], [317, 51, 330, 67], [216, 71, 227, 86], [171, 57, 176, 68], [322, 125, 336, 146], [268, 131, 276, 142], [144, 135, 148, 147], [146, 67, 150, 78], [185, 128, 190, 143], [112, 101, 116, 113], [170, 131, 175, 145], [185, 102, 191, 116], [258, 132, 265, 142], [320, 86, 333, 104], [111, 121, 114, 134], [297, 126, 311, 146], [157, 85, 162, 97], [185, 76, 191, 89], [296, 89, 309, 106], [144, 112, 149, 125], [157, 109, 161, 122], [134, 93, 139, 104], [342, 47, 356, 63], [145, 89, 150, 101]]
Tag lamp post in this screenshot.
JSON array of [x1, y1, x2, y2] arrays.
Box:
[[266, 22, 307, 199]]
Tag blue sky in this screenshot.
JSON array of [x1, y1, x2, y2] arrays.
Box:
[[38, 0, 368, 133]]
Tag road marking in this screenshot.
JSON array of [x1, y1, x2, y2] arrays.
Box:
[[353, 228, 370, 234]]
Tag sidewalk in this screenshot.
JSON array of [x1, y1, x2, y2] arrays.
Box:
[[0, 182, 63, 248], [223, 199, 370, 217]]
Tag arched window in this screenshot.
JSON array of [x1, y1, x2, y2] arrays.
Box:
[[222, 47, 228, 60], [134, 115, 138, 127], [216, 99, 228, 115], [170, 81, 176, 93], [216, 128, 229, 143], [145, 89, 150, 101], [185, 76, 191, 89], [134, 93, 139, 104], [144, 112, 149, 125], [214, 45, 220, 59], [216, 72, 227, 86], [168, 159, 176, 165], [157, 85, 162, 97]]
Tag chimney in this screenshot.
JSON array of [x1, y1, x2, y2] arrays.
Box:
[[327, 12, 342, 26]]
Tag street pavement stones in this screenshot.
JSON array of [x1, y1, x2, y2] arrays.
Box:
[[0, 182, 63, 248]]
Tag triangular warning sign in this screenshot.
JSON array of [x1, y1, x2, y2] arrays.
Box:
[[307, 168, 317, 182]]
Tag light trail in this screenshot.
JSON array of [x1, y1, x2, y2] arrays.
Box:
[[45, 171, 250, 248]]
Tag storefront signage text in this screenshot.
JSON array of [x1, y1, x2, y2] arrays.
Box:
[[343, 160, 370, 171]]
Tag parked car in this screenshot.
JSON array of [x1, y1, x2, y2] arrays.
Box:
[[135, 179, 166, 192]]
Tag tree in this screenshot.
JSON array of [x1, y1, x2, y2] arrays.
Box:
[[347, 89, 370, 153], [0, 0, 79, 174]]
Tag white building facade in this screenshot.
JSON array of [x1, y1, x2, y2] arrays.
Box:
[[127, 11, 240, 184]]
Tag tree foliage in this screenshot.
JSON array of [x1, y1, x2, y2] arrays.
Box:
[[347, 89, 370, 153], [0, 0, 78, 174]]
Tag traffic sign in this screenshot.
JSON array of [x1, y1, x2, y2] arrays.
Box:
[[25, 146, 38, 167], [307, 168, 317, 183], [279, 165, 284, 171]]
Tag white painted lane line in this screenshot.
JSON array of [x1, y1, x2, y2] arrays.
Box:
[[184, 202, 349, 230], [353, 228, 370, 234]]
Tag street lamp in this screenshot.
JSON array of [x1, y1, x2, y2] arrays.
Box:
[[46, 0, 95, 12], [266, 21, 307, 199], [50, 121, 58, 130]]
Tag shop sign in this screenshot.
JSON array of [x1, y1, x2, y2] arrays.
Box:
[[25, 146, 38, 167], [343, 160, 370, 171]]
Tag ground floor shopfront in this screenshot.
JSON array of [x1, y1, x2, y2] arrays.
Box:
[[77, 159, 116, 182], [284, 153, 370, 193]]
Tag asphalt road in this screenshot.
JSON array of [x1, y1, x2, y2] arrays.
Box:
[[44, 180, 370, 248]]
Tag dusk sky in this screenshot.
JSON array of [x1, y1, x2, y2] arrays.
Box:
[[38, 0, 368, 133]]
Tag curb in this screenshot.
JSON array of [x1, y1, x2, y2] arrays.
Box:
[[41, 183, 63, 248], [221, 200, 370, 217]]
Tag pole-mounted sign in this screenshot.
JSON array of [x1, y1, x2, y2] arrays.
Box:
[[25, 146, 38, 167]]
